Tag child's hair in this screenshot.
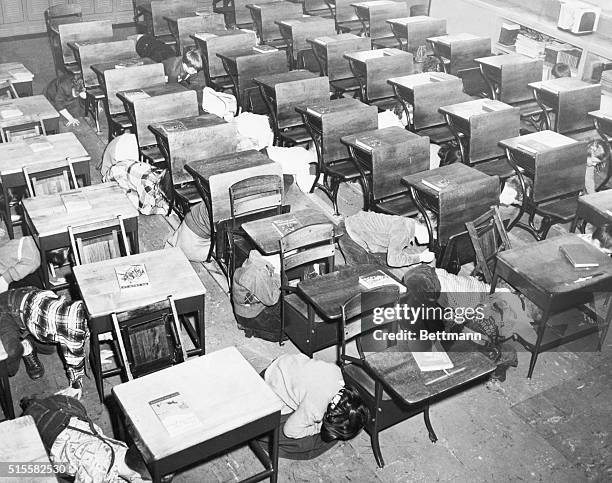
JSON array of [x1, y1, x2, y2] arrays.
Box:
[[320, 385, 369, 442], [71, 75, 85, 95], [422, 56, 441, 73], [182, 48, 203, 72], [551, 63, 571, 78], [587, 139, 607, 163], [438, 141, 461, 166], [593, 224, 612, 251]]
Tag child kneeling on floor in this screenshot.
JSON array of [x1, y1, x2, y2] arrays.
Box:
[[261, 354, 369, 460]]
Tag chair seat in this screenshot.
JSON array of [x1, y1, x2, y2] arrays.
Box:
[[415, 124, 455, 144], [141, 147, 166, 167], [279, 126, 311, 145], [472, 158, 515, 180], [343, 363, 393, 401], [110, 114, 132, 129], [174, 183, 202, 204], [284, 293, 323, 323], [330, 77, 361, 94], [86, 87, 105, 100], [372, 37, 401, 49], [374, 194, 418, 217], [537, 196, 579, 221], [336, 20, 362, 34], [327, 160, 368, 180], [516, 100, 546, 118], [210, 75, 234, 92], [264, 39, 289, 51]]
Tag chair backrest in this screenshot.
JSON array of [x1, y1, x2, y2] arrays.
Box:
[[0, 81, 18, 100], [0, 119, 45, 143], [323, 36, 371, 82], [175, 14, 225, 54], [499, 59, 543, 104], [438, 175, 500, 243], [280, 223, 335, 285], [104, 63, 166, 116], [45, 3, 82, 31], [273, 76, 330, 130], [465, 205, 511, 284], [112, 295, 188, 380], [532, 141, 587, 203], [78, 39, 136, 89], [68, 214, 131, 266], [57, 20, 113, 64], [556, 84, 602, 134], [229, 174, 283, 226], [22, 157, 77, 197], [365, 51, 414, 101], [150, 0, 197, 36]]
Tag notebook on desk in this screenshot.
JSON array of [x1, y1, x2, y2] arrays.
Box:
[[560, 243, 600, 269], [410, 340, 454, 372], [122, 89, 150, 100], [358, 270, 407, 293], [421, 175, 452, 192], [306, 105, 330, 117], [355, 136, 382, 153], [481, 100, 508, 112]]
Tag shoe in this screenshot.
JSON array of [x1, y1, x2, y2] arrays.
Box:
[[25, 335, 56, 355], [23, 349, 45, 380]]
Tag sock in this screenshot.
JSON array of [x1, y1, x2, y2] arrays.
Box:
[[21, 338, 33, 356]]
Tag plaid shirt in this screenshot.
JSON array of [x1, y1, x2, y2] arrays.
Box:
[[17, 289, 88, 386], [103, 160, 168, 215]]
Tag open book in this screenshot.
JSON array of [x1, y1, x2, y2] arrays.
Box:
[[115, 264, 150, 289], [411, 340, 454, 372], [273, 215, 302, 237], [358, 270, 407, 293], [149, 392, 202, 437]]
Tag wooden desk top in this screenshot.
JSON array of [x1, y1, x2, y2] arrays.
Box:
[[117, 83, 188, 106], [0, 416, 57, 481], [439, 98, 514, 120], [402, 162, 489, 198], [112, 346, 282, 461], [428, 32, 484, 45], [344, 48, 407, 63], [309, 33, 361, 47], [499, 129, 578, 154], [186, 150, 273, 182], [387, 15, 442, 28], [496, 234, 612, 295], [246, 0, 296, 11], [192, 29, 254, 43], [67, 36, 116, 50], [91, 57, 155, 76], [529, 77, 600, 94], [351, 0, 400, 11], [341, 125, 421, 149], [217, 48, 281, 64], [0, 95, 59, 128], [297, 264, 401, 320], [253, 70, 319, 89], [589, 109, 612, 123], [23, 182, 138, 238], [296, 97, 368, 118], [0, 132, 90, 176], [164, 12, 198, 24], [0, 62, 34, 83], [242, 208, 341, 255], [73, 247, 206, 319], [387, 72, 457, 89], [277, 16, 333, 28], [577, 190, 612, 214], [149, 113, 226, 141], [475, 53, 536, 69]]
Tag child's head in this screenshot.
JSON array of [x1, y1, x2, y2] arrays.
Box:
[[592, 224, 612, 254], [551, 63, 571, 78], [320, 385, 369, 442], [422, 56, 441, 73], [587, 139, 607, 165], [71, 75, 85, 99], [182, 49, 203, 77]]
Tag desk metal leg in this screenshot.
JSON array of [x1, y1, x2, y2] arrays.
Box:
[[528, 306, 551, 379], [479, 66, 497, 100], [89, 326, 105, 403], [409, 186, 435, 253], [2, 182, 13, 239], [594, 119, 612, 191], [270, 424, 279, 483]]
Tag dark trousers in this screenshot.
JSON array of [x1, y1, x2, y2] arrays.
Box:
[[0, 291, 25, 376]]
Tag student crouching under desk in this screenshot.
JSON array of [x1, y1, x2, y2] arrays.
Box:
[[43, 74, 85, 127]]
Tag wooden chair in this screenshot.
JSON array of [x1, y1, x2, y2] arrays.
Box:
[[0, 119, 45, 143], [339, 284, 495, 468], [44, 3, 82, 32], [0, 81, 18, 100], [0, 339, 14, 420], [22, 159, 78, 198], [112, 296, 188, 381], [68, 215, 131, 266], [465, 205, 511, 284], [328, 0, 362, 34], [280, 223, 336, 355], [226, 175, 284, 284]]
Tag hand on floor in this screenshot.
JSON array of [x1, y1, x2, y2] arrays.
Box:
[[65, 118, 80, 127]]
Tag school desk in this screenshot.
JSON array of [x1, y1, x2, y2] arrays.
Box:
[[401, 163, 499, 268], [185, 150, 283, 262], [589, 109, 612, 190], [499, 130, 586, 239], [144, 0, 199, 37], [0, 62, 34, 97], [68, 39, 137, 89], [427, 33, 490, 75], [217, 48, 288, 112], [117, 84, 196, 148], [529, 77, 601, 135], [388, 72, 469, 141], [149, 114, 238, 186], [0, 416, 56, 479], [247, 1, 303, 44], [492, 234, 612, 378], [386, 15, 446, 54], [329, 0, 363, 33], [22, 182, 139, 290], [351, 0, 408, 41], [0, 95, 60, 138], [112, 346, 282, 483], [344, 48, 413, 105], [74, 247, 206, 402], [571, 190, 612, 234], [165, 11, 226, 54], [0, 132, 90, 239], [276, 17, 336, 69], [296, 98, 378, 194], [193, 30, 257, 87], [439, 98, 519, 177], [53, 20, 113, 65], [232, 0, 278, 27], [254, 70, 329, 143], [0, 339, 13, 420], [341, 125, 429, 212], [475, 53, 542, 104]]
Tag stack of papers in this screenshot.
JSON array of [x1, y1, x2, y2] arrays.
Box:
[[0, 108, 23, 119], [9, 69, 32, 82]]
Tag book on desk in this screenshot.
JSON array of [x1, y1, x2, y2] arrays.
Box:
[[122, 89, 150, 100], [252, 45, 278, 53], [0, 108, 23, 119], [355, 136, 383, 153], [149, 391, 202, 437], [410, 341, 454, 372], [272, 215, 302, 237], [421, 175, 452, 192], [559, 243, 600, 269], [358, 270, 407, 293], [115, 264, 150, 289], [61, 191, 91, 213]]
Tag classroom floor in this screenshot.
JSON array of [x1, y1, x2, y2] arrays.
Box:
[[1, 29, 611, 483]]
